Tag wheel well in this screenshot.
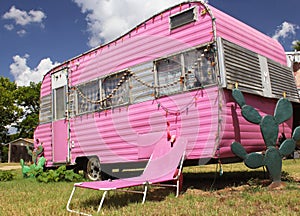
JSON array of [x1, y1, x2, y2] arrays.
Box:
[[75, 156, 99, 170]]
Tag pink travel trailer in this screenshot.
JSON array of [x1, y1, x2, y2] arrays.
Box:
[[34, 1, 299, 180]]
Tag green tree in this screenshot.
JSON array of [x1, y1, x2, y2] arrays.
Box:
[[15, 82, 41, 138], [0, 77, 41, 162], [0, 77, 22, 143], [293, 40, 300, 51]]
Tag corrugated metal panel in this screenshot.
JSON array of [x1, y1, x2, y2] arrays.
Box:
[[222, 39, 263, 95], [219, 90, 293, 158], [211, 5, 287, 65], [39, 94, 52, 124], [268, 59, 299, 102], [41, 1, 288, 89], [40, 73, 51, 97], [129, 62, 154, 103], [69, 87, 220, 163], [34, 123, 53, 164], [69, 3, 213, 85], [36, 1, 297, 166]]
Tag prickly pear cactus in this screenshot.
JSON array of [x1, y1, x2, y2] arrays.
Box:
[[20, 144, 45, 178], [26, 144, 44, 164], [231, 88, 300, 187]]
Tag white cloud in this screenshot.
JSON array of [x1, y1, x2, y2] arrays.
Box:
[[292, 40, 300, 46], [9, 54, 59, 86], [17, 29, 27, 37], [2, 6, 46, 26], [4, 24, 14, 31], [73, 0, 185, 47], [272, 21, 299, 41]]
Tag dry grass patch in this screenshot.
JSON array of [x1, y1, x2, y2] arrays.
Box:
[[0, 159, 299, 215]]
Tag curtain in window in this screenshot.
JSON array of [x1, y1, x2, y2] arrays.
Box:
[[102, 73, 129, 108], [77, 80, 100, 114], [157, 55, 182, 96], [184, 48, 216, 90]]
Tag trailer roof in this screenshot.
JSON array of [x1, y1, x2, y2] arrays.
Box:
[[45, 1, 286, 78]]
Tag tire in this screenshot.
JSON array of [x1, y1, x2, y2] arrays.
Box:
[[85, 157, 102, 181]]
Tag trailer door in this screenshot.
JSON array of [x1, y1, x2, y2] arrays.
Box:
[[51, 69, 69, 163]]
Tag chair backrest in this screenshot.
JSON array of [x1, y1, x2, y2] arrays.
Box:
[[140, 137, 187, 181]]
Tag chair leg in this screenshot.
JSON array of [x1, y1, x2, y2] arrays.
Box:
[[66, 186, 76, 212], [142, 185, 148, 204], [176, 179, 179, 197], [97, 191, 108, 213]]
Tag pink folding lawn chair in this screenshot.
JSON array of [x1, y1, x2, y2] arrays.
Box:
[[66, 137, 187, 215]]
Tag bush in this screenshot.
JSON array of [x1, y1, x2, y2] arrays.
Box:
[[281, 171, 295, 182], [0, 170, 14, 181], [35, 165, 84, 183]]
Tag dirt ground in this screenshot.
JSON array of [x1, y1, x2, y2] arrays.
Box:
[[0, 164, 21, 171]]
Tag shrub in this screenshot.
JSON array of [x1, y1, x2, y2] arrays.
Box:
[[35, 165, 84, 183], [0, 170, 14, 181]]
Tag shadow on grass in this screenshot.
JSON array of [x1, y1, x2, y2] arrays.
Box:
[[78, 187, 174, 210], [77, 170, 271, 211], [182, 170, 269, 192], [74, 169, 300, 212]]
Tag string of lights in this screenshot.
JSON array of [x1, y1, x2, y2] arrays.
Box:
[[74, 69, 191, 105], [74, 41, 217, 106]]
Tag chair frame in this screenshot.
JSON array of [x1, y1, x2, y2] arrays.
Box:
[[66, 139, 186, 216]]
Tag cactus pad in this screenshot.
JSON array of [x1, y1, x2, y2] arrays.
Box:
[[232, 88, 246, 108], [292, 126, 300, 140], [231, 142, 247, 159], [259, 115, 278, 147], [241, 105, 262, 124], [244, 152, 265, 169], [230, 88, 299, 187], [279, 139, 296, 156]]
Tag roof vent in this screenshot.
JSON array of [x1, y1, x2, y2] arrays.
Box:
[[170, 7, 197, 30]]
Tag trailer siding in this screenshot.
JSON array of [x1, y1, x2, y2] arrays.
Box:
[[219, 90, 292, 158], [70, 87, 219, 164], [35, 1, 293, 167], [212, 7, 286, 65]]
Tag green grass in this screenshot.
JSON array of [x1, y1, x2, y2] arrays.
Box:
[[0, 159, 299, 216]]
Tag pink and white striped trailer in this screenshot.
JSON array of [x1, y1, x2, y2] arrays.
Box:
[[34, 1, 299, 180]]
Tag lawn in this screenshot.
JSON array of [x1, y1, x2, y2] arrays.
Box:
[[0, 159, 299, 216]]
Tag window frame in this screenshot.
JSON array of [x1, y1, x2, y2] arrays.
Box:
[[154, 44, 217, 97], [76, 79, 101, 115], [72, 44, 218, 117], [169, 6, 198, 30], [101, 70, 131, 109], [53, 85, 66, 120]]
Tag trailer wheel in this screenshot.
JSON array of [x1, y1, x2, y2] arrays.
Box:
[[85, 157, 102, 181]]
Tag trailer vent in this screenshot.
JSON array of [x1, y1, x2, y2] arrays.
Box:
[[268, 59, 299, 102], [170, 7, 197, 30], [222, 40, 263, 96], [221, 38, 299, 102]]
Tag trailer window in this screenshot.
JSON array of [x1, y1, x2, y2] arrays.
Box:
[[53, 86, 66, 120], [77, 80, 100, 114], [155, 47, 217, 97], [170, 7, 197, 30], [102, 72, 129, 108], [184, 48, 216, 89], [156, 55, 183, 96]]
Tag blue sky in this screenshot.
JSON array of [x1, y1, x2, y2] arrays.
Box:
[[0, 0, 299, 86]]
